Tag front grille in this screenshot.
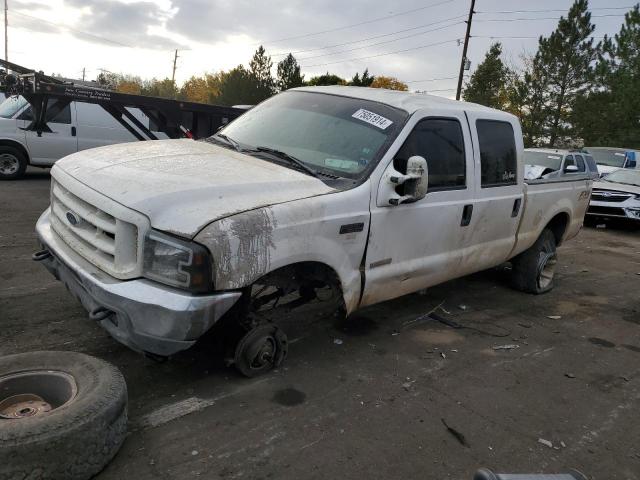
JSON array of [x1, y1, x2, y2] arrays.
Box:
[[591, 189, 634, 203], [50, 180, 140, 277], [587, 205, 627, 217]]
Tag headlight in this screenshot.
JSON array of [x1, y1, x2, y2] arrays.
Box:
[[142, 230, 213, 293]]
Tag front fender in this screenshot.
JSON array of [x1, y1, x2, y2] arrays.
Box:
[[194, 184, 371, 314]]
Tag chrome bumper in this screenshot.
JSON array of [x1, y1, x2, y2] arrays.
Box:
[[35, 208, 241, 356]]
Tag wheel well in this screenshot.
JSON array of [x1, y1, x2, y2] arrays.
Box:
[[257, 262, 343, 294], [545, 212, 569, 245], [0, 139, 29, 163]]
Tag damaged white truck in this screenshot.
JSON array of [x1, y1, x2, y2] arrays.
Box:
[[34, 87, 592, 376]]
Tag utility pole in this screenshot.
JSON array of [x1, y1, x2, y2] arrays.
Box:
[[455, 0, 475, 101], [82, 67, 85, 81], [4, 0, 8, 64], [171, 49, 178, 84]]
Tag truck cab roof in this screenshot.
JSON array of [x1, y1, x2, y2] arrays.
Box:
[[293, 86, 515, 118]]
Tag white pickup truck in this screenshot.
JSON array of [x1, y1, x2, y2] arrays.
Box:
[[34, 87, 592, 376]]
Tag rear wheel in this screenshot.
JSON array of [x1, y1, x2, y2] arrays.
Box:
[[0, 146, 27, 180], [510, 228, 558, 294]]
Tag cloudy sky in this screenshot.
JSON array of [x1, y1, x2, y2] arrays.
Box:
[[4, 0, 636, 96]]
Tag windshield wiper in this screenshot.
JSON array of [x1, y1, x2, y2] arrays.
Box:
[[251, 146, 321, 178], [209, 133, 241, 151]]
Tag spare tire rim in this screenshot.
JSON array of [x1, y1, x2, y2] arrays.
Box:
[[537, 251, 557, 290], [0, 371, 78, 420], [0, 153, 19, 175]]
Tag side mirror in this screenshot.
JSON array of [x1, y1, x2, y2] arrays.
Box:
[[379, 156, 429, 206], [564, 165, 579, 173]]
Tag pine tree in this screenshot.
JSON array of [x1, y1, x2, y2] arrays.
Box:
[[462, 43, 509, 109], [276, 53, 304, 91], [248, 46, 276, 102], [573, 5, 640, 147], [536, 0, 597, 147]]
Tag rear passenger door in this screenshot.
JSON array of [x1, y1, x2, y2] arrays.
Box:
[[461, 112, 523, 274]]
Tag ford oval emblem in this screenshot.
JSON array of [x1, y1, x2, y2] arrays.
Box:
[[65, 211, 81, 226]]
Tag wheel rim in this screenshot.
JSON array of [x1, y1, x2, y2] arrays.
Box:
[[0, 371, 78, 420], [248, 336, 277, 370], [0, 153, 19, 175], [537, 251, 557, 290]]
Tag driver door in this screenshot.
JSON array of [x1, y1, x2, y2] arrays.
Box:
[[360, 110, 475, 307]]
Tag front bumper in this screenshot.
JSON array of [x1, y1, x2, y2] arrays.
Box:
[[587, 200, 640, 221], [35, 208, 242, 356]]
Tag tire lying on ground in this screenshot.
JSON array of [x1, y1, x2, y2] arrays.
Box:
[[0, 351, 128, 480]]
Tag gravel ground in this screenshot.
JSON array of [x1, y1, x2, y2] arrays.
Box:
[[1, 168, 639, 480]]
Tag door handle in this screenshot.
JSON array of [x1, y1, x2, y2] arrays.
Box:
[[511, 198, 522, 217], [461, 204, 473, 227], [71, 126, 77, 136]]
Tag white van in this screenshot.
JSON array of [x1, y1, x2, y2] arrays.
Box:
[[0, 95, 166, 180]]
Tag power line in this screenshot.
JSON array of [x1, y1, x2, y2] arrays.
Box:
[[300, 38, 459, 68], [271, 14, 467, 57], [257, 0, 455, 45], [476, 13, 626, 23], [297, 21, 464, 61], [405, 75, 458, 84], [11, 10, 136, 48], [477, 6, 636, 14]]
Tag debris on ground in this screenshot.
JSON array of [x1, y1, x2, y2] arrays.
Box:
[[547, 315, 562, 320], [493, 344, 520, 351], [333, 338, 343, 345], [538, 438, 553, 448], [191, 450, 199, 456], [402, 380, 415, 391], [561, 441, 567, 448], [441, 418, 469, 447], [458, 304, 468, 311], [565, 373, 576, 379], [440, 352, 446, 359], [518, 322, 533, 328]]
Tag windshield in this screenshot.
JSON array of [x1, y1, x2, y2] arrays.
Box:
[[602, 168, 640, 187], [0, 95, 27, 119], [216, 91, 408, 179], [523, 151, 563, 170], [585, 147, 629, 167]]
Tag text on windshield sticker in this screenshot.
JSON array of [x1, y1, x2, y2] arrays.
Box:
[[352, 109, 393, 130]]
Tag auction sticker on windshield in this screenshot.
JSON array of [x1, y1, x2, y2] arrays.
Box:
[[352, 109, 393, 130]]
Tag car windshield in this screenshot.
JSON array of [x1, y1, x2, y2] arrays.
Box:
[[215, 91, 408, 179], [585, 147, 629, 167], [523, 151, 563, 170], [602, 168, 640, 187], [0, 95, 27, 119]]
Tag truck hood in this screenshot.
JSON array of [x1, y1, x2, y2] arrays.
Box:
[[593, 180, 640, 196], [54, 139, 336, 237]]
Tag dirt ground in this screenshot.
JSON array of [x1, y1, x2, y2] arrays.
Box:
[[2, 168, 639, 480]]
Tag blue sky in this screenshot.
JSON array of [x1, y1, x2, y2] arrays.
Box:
[[5, 0, 636, 96]]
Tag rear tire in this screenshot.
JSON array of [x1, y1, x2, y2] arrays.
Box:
[[0, 146, 27, 180], [510, 228, 557, 294], [0, 351, 128, 480]]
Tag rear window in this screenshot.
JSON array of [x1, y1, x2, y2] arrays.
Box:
[[476, 120, 517, 187]]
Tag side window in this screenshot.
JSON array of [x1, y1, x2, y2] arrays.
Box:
[[394, 118, 466, 191], [476, 120, 517, 187], [585, 155, 598, 172], [564, 155, 575, 167], [574, 154, 586, 172], [17, 99, 71, 124]]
